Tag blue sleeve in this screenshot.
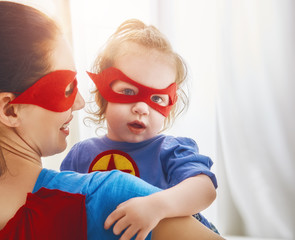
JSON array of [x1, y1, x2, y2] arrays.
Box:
[[160, 137, 218, 188], [86, 170, 160, 240], [34, 169, 160, 240]]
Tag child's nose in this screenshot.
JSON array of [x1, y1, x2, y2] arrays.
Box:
[[132, 102, 149, 115]]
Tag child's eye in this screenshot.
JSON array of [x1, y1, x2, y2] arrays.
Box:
[[151, 94, 169, 106], [122, 88, 136, 95], [151, 95, 163, 103], [111, 80, 138, 95]]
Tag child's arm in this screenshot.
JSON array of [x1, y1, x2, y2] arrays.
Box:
[[104, 174, 216, 240], [157, 174, 216, 216]]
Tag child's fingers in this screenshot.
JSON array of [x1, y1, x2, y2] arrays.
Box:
[[112, 216, 132, 235], [134, 229, 150, 240], [104, 208, 125, 230], [119, 225, 139, 240], [116, 200, 128, 208]]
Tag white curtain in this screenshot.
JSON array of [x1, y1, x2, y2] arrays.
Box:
[[216, 0, 295, 238]]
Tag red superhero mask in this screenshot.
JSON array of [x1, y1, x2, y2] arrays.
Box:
[[87, 67, 177, 117], [10, 70, 78, 112]]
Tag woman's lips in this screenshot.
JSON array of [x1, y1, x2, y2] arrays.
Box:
[[127, 120, 146, 134], [60, 116, 73, 135], [60, 124, 70, 136]]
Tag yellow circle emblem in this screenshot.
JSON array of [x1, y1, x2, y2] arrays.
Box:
[[88, 150, 140, 177]]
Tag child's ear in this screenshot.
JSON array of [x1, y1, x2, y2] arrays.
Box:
[[0, 92, 20, 127]]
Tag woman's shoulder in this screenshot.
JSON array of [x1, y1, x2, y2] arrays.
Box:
[[33, 168, 111, 195], [34, 168, 159, 197]]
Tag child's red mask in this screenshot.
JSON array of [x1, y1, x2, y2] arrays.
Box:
[[87, 67, 177, 117], [10, 70, 78, 112]]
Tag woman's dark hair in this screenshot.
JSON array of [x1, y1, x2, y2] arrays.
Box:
[[0, 1, 60, 176], [0, 1, 60, 92]]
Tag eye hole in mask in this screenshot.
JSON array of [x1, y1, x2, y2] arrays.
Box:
[[10, 70, 78, 112], [65, 79, 78, 98]]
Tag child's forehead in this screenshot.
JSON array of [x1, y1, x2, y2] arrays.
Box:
[[113, 48, 176, 89], [117, 42, 175, 64], [114, 61, 175, 89]]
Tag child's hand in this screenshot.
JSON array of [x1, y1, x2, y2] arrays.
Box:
[[104, 196, 164, 240]]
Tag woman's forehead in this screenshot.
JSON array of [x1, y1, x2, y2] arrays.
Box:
[[49, 36, 76, 72]]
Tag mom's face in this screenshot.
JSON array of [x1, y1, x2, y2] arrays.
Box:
[[16, 36, 85, 156]]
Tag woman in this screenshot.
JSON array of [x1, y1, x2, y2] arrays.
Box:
[[0, 2, 223, 239]]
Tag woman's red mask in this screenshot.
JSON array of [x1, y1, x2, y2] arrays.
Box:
[[10, 70, 78, 112], [87, 67, 177, 117]]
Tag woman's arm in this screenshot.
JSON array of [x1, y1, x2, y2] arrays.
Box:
[[152, 216, 224, 240]]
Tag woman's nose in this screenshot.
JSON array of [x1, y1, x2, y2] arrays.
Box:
[[72, 91, 85, 111], [132, 102, 149, 115]]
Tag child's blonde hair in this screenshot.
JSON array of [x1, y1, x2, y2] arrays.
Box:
[[87, 19, 189, 131]]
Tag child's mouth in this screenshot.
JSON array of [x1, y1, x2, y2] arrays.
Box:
[[127, 121, 146, 134]]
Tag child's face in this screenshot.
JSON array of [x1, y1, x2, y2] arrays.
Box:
[[105, 46, 176, 143]]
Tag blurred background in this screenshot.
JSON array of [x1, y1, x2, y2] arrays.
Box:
[[5, 0, 294, 239]]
